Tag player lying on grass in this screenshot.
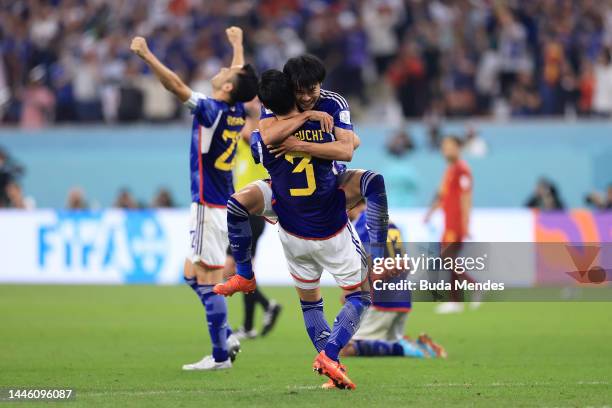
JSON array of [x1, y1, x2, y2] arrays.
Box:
[[214, 54, 389, 296], [339, 200, 447, 359], [225, 69, 371, 389], [130, 27, 258, 371]]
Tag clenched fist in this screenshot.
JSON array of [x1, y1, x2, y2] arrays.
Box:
[[130, 36, 150, 59], [225, 26, 243, 47]]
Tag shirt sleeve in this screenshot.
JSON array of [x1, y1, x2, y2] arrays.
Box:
[[331, 100, 353, 131], [184, 91, 222, 127], [250, 131, 263, 164], [259, 105, 275, 120], [458, 168, 472, 192]]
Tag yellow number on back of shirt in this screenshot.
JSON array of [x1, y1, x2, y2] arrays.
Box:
[[284, 152, 316, 196]]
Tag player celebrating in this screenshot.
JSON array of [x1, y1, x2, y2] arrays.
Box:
[[130, 27, 258, 370], [339, 200, 447, 360], [229, 70, 371, 389], [214, 54, 389, 295], [424, 136, 475, 314]]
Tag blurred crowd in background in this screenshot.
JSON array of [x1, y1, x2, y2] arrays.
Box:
[[2, 0, 612, 129]]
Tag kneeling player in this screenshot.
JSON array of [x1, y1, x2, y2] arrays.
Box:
[[340, 200, 447, 359]]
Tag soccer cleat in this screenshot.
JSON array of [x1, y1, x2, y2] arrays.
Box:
[[312, 351, 356, 390], [182, 355, 232, 371], [261, 301, 282, 336], [398, 337, 426, 358], [321, 363, 347, 389], [213, 275, 256, 296], [233, 327, 258, 340], [227, 333, 241, 362], [434, 301, 464, 314], [417, 333, 447, 358]]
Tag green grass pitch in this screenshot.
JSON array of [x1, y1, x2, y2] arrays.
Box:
[[0, 285, 610, 407]]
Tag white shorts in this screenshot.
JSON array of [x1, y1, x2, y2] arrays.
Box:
[[278, 223, 367, 290], [352, 309, 408, 342], [189, 202, 228, 268], [251, 179, 277, 222]]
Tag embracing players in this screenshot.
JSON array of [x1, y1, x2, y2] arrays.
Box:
[[130, 27, 258, 370], [214, 54, 389, 296], [241, 69, 371, 389]]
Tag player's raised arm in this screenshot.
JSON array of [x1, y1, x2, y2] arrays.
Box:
[[226, 26, 245, 68], [130, 36, 191, 102]]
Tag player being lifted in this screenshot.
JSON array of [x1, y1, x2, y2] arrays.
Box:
[[214, 54, 389, 296], [235, 69, 371, 389], [130, 27, 258, 370]]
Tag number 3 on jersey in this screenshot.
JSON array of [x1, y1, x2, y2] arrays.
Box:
[[214, 130, 239, 171], [285, 152, 316, 196]]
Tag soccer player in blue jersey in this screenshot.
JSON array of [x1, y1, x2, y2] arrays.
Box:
[[130, 27, 258, 371], [224, 70, 371, 389], [339, 200, 447, 359], [215, 54, 389, 295]]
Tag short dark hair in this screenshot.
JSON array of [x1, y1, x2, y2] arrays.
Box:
[[282, 54, 326, 90], [257, 70, 295, 116], [229, 64, 258, 104]]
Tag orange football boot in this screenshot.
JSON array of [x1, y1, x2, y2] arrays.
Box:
[[313, 351, 355, 390], [321, 363, 348, 389], [213, 275, 256, 296], [417, 333, 448, 358]]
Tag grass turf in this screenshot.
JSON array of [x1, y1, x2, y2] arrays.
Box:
[[0, 285, 610, 407]]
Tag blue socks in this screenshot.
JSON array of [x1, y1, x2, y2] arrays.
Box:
[[227, 196, 254, 279], [184, 275, 233, 343], [196, 285, 230, 362], [360, 171, 389, 259], [354, 340, 404, 356], [324, 291, 371, 361], [300, 298, 332, 352]]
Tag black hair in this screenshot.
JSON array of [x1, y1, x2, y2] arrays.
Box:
[[229, 64, 258, 104], [257, 69, 295, 116], [282, 54, 326, 90]]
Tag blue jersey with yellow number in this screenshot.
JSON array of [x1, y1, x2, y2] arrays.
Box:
[[250, 123, 347, 239], [354, 213, 412, 312], [186, 92, 246, 206]]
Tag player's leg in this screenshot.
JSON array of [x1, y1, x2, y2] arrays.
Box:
[[338, 169, 389, 259], [248, 214, 283, 336], [214, 181, 275, 296], [183, 203, 235, 370]]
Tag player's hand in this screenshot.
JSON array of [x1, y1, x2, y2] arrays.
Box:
[[130, 36, 150, 59], [226, 26, 243, 47], [305, 111, 333, 134], [268, 136, 302, 158]]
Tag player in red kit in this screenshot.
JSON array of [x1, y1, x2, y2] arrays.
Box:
[[424, 136, 477, 314]]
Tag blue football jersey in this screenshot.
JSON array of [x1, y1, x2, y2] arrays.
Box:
[[186, 92, 246, 206], [355, 213, 412, 312], [250, 123, 348, 239]]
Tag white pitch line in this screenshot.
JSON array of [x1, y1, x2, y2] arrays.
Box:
[[77, 380, 610, 398]]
